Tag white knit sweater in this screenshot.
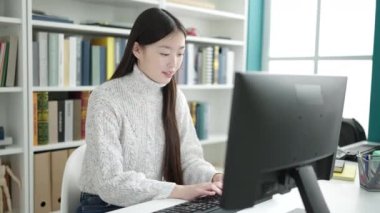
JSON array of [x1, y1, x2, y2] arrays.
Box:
[[79, 66, 217, 207]]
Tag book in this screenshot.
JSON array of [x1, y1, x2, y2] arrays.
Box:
[[57, 100, 65, 142], [91, 45, 101, 85], [0, 36, 18, 87], [33, 93, 38, 145], [91, 37, 115, 80], [32, 13, 74, 24], [81, 40, 91, 86], [1, 42, 9, 86], [48, 33, 59, 86], [64, 100, 74, 142], [33, 41, 40, 86], [333, 163, 357, 181], [48, 101, 58, 144], [69, 36, 77, 87], [36, 32, 48, 87], [0, 42, 6, 85], [195, 102, 209, 140], [37, 92, 49, 145], [73, 99, 82, 141]]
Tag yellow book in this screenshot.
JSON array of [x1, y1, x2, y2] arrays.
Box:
[[91, 37, 115, 80], [333, 164, 357, 181]]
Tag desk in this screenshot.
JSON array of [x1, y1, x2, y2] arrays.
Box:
[[111, 163, 380, 213]]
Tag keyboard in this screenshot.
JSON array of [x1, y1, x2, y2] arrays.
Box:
[[154, 195, 230, 213], [340, 143, 380, 161]]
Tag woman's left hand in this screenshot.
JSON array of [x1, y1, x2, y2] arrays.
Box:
[[212, 173, 223, 183], [211, 173, 223, 195]]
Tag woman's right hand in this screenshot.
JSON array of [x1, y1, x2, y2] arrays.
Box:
[[169, 182, 222, 200]]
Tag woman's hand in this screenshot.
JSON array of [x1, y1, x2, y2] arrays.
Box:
[[169, 182, 222, 200], [211, 173, 223, 195], [212, 173, 223, 183]]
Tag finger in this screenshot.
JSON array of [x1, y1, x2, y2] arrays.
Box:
[[214, 181, 223, 189], [210, 183, 223, 195]]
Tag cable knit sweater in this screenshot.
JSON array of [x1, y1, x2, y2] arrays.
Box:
[[79, 66, 217, 207]]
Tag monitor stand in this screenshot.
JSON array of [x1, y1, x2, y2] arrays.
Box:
[[291, 165, 330, 213]]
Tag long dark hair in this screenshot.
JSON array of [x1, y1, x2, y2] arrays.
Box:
[[111, 8, 186, 184]]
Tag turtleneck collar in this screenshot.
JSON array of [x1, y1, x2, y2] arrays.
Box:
[[123, 65, 166, 96]]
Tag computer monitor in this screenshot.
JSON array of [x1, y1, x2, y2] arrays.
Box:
[[220, 72, 347, 212]]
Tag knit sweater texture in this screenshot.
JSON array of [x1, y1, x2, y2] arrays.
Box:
[[79, 66, 216, 207]]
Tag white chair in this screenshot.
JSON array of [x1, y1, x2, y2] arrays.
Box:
[[60, 144, 86, 213]]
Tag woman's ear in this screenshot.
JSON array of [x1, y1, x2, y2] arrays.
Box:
[[132, 42, 141, 59]]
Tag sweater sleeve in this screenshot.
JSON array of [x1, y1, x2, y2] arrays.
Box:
[[81, 90, 175, 207], [176, 90, 217, 184]]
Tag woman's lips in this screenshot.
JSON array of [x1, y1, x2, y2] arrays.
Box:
[[162, 71, 174, 78]]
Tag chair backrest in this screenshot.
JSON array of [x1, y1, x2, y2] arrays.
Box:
[[60, 144, 86, 213], [339, 118, 367, 147]]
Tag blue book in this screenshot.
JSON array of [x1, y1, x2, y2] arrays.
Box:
[[81, 40, 91, 86], [32, 14, 74, 24], [99, 46, 106, 84]]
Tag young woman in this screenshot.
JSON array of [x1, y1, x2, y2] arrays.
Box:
[[77, 7, 223, 212]]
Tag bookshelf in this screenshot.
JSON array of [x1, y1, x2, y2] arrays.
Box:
[[22, 0, 247, 211], [0, 0, 28, 212]]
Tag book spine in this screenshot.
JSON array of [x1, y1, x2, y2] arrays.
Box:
[[81, 40, 91, 86], [57, 100, 65, 142], [33, 93, 38, 146], [48, 33, 59, 86], [81, 92, 90, 139], [48, 101, 58, 144], [33, 41, 40, 86], [5, 36, 18, 86], [64, 100, 74, 142], [37, 92, 49, 145], [69, 36, 77, 87], [37, 32, 48, 87]]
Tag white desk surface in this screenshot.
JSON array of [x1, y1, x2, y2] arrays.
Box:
[[111, 162, 380, 213]]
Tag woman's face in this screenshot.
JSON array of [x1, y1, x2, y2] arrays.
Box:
[[133, 30, 186, 84]]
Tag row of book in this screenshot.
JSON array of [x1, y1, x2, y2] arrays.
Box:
[[34, 91, 90, 145], [34, 149, 76, 212], [33, 32, 127, 87], [176, 43, 235, 85], [0, 36, 18, 87], [188, 101, 209, 140]]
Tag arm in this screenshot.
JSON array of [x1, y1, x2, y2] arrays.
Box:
[[82, 91, 175, 206], [176, 90, 217, 184]]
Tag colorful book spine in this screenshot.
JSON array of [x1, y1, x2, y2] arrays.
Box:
[[33, 93, 38, 146], [37, 92, 49, 145]]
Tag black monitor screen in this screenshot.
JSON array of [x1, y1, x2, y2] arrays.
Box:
[[221, 72, 347, 212]]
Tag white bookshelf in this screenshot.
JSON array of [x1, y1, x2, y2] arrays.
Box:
[[32, 20, 131, 37], [0, 146, 24, 156], [165, 2, 245, 20], [0, 16, 22, 25], [33, 86, 96, 92], [21, 0, 248, 212], [0, 87, 23, 93], [33, 141, 86, 152], [187, 35, 244, 46], [0, 0, 28, 212]]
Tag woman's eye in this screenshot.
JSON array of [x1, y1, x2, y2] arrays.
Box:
[[160, 53, 170, 56], [177, 53, 184, 56]]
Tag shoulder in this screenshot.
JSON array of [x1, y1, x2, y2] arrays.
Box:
[[175, 87, 190, 117], [90, 78, 123, 101], [176, 87, 188, 108], [88, 78, 124, 110]]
